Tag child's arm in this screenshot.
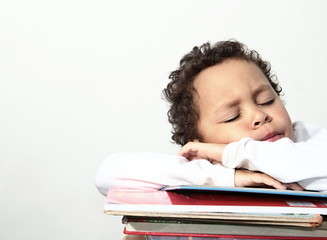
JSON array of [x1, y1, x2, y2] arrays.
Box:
[[185, 122, 327, 191], [179, 137, 326, 191], [178, 142, 298, 190], [95, 152, 235, 196], [222, 136, 327, 191], [94, 151, 287, 197]]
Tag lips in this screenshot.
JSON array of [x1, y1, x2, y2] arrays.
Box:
[[261, 132, 282, 142]]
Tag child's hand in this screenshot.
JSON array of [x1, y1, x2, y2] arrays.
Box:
[[234, 169, 304, 190], [178, 141, 226, 163], [235, 169, 286, 190]]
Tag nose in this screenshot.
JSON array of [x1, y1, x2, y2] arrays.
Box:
[[251, 109, 271, 129]]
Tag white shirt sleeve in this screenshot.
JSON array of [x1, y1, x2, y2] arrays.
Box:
[[222, 121, 327, 191], [95, 152, 235, 196]]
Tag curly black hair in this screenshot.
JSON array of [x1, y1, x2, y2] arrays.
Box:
[[162, 40, 282, 146]]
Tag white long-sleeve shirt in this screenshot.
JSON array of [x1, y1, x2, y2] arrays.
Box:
[[95, 152, 235, 196], [95, 121, 327, 198], [222, 121, 327, 191]]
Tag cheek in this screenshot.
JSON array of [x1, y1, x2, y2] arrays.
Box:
[[204, 127, 246, 144], [199, 125, 225, 144], [272, 105, 294, 137], [274, 105, 292, 123], [225, 129, 251, 143]]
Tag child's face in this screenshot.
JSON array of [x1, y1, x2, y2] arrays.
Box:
[[194, 59, 294, 144]]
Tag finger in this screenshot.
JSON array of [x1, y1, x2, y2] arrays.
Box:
[[179, 148, 197, 156], [178, 147, 190, 156], [179, 149, 198, 161], [258, 173, 286, 190], [284, 182, 304, 191], [178, 143, 195, 156]]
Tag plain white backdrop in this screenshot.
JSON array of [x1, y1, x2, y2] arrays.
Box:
[[1, 0, 327, 239]]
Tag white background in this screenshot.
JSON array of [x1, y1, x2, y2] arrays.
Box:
[[1, 1, 327, 239]]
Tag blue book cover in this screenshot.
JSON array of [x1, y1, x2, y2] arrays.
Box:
[[161, 185, 327, 198]]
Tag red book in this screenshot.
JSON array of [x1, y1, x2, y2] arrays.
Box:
[[105, 185, 327, 215]]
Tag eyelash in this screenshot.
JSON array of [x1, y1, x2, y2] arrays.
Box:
[[259, 99, 275, 106], [224, 113, 241, 123]]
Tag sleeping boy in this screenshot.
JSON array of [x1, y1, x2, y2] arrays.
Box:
[[96, 40, 327, 202]]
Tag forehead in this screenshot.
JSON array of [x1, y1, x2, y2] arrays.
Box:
[[193, 59, 270, 98]]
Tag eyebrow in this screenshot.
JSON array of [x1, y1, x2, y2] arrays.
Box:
[[214, 100, 239, 115], [253, 84, 273, 97]]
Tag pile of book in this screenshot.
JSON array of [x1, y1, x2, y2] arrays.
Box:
[[105, 185, 327, 239]]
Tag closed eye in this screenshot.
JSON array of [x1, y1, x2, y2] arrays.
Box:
[[224, 113, 241, 123], [259, 98, 275, 106]]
